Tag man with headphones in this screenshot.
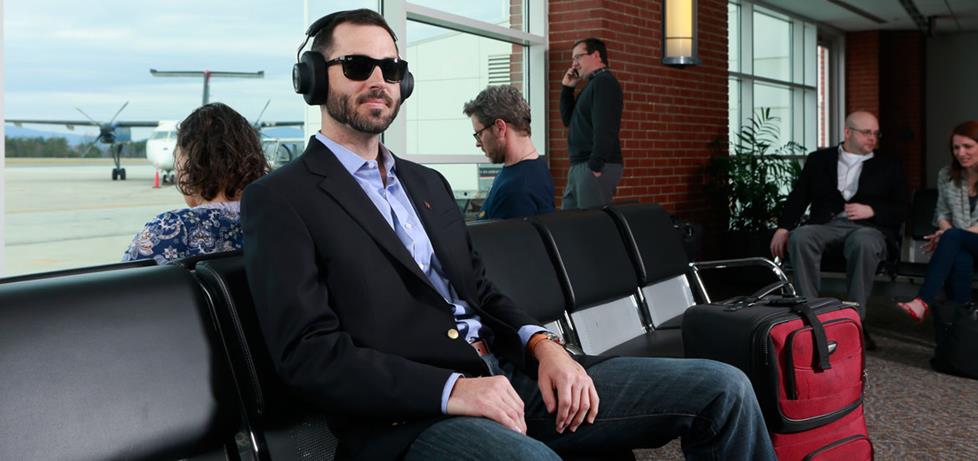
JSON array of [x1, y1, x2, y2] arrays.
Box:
[[242, 8, 774, 461]]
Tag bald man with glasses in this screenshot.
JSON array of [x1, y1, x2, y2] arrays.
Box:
[[770, 111, 909, 342]]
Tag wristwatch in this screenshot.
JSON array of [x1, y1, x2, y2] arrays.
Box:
[[536, 331, 563, 346]]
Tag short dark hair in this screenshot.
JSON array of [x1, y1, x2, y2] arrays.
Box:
[[462, 85, 532, 136], [311, 9, 399, 58], [949, 120, 978, 185], [573, 37, 608, 65], [175, 102, 269, 201]]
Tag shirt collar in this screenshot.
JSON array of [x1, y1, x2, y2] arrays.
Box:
[[314, 131, 396, 178], [589, 67, 608, 79], [837, 144, 874, 163]]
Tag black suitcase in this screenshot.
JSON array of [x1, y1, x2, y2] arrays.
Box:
[[932, 302, 978, 379], [683, 294, 871, 460], [682, 295, 866, 433]]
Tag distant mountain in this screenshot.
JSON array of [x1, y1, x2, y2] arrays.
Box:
[[5, 125, 95, 146]]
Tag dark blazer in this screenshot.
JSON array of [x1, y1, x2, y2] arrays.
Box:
[[241, 138, 561, 459], [778, 145, 909, 248]]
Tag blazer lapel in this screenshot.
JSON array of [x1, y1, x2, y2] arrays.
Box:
[[302, 140, 435, 289]]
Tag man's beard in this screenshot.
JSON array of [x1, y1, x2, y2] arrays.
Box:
[[326, 88, 400, 134], [486, 145, 505, 164]]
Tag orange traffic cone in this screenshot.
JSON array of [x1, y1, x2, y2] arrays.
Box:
[[153, 169, 161, 188]]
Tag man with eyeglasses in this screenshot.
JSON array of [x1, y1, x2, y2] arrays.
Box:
[[463, 85, 554, 220], [243, 9, 774, 461], [560, 37, 624, 209], [770, 111, 909, 338]]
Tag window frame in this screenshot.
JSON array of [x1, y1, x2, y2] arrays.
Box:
[[728, 1, 826, 155]]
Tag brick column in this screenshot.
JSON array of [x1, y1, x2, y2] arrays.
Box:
[[547, 0, 729, 227]]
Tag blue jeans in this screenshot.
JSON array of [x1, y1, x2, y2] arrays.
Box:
[[404, 356, 775, 460], [919, 228, 978, 304]]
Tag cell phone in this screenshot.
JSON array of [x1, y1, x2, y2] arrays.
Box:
[[569, 69, 579, 78]]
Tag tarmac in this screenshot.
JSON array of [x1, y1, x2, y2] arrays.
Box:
[[3, 158, 186, 277]]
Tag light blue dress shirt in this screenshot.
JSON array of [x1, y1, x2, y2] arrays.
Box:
[[315, 133, 545, 413]]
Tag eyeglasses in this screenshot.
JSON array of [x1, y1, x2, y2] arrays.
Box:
[[325, 55, 408, 83], [472, 124, 492, 142], [848, 127, 882, 139], [571, 53, 589, 61]]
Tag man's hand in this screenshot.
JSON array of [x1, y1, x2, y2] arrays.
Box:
[[534, 340, 599, 434], [562, 67, 581, 87], [770, 228, 790, 259], [446, 376, 526, 434], [844, 203, 875, 220]]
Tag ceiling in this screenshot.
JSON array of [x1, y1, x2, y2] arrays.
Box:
[[759, 0, 978, 33]]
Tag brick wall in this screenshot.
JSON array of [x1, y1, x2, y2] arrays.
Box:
[[547, 0, 729, 226], [845, 31, 880, 116]]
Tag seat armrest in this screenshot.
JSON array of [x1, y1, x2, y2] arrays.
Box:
[[688, 257, 794, 304]]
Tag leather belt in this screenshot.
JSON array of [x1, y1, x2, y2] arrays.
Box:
[[470, 339, 491, 357]]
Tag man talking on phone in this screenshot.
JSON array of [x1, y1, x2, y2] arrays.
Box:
[[560, 37, 623, 209]]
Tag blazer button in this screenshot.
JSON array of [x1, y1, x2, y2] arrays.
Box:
[[447, 328, 459, 339]]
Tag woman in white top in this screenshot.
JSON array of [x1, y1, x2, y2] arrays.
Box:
[[898, 120, 978, 321]]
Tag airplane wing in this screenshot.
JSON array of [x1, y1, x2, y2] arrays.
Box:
[[114, 121, 162, 128], [256, 121, 303, 128], [7, 119, 160, 128], [6, 119, 99, 130]]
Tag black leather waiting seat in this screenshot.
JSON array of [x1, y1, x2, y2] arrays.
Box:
[[0, 258, 156, 284], [0, 265, 242, 460], [532, 210, 682, 356], [195, 255, 338, 461], [606, 204, 695, 330], [897, 188, 939, 277], [467, 219, 577, 347]]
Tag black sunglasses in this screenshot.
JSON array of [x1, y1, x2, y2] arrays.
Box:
[[325, 55, 408, 83]]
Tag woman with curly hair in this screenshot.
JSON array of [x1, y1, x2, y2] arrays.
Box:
[[123, 102, 270, 264]]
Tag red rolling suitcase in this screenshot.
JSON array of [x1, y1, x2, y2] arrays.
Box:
[[682, 295, 872, 461]]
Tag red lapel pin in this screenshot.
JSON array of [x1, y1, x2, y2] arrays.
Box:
[[424, 201, 431, 209]]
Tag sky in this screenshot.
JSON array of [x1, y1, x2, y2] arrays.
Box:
[[3, 0, 513, 140], [3, 0, 359, 139]]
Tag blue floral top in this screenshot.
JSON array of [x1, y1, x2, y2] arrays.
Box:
[[122, 202, 243, 265]]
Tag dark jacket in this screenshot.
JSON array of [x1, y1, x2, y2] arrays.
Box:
[[778, 145, 909, 247], [559, 68, 623, 172], [241, 138, 600, 460]]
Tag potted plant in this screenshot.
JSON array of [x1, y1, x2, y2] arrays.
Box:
[[707, 108, 805, 257]]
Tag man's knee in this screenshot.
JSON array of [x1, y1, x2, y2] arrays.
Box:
[[408, 417, 560, 461], [787, 226, 824, 255], [697, 359, 754, 401], [843, 228, 885, 259]]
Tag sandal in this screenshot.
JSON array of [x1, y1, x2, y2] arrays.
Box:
[[896, 297, 929, 323]]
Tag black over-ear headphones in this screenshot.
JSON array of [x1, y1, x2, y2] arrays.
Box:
[[292, 11, 414, 105]]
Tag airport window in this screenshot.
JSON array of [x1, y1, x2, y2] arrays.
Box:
[[376, 0, 546, 209], [752, 12, 791, 82], [402, 21, 527, 198], [728, 1, 817, 152], [1, 0, 545, 277]]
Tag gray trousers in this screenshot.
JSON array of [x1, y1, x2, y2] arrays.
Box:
[[787, 217, 887, 318], [562, 162, 623, 210]]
